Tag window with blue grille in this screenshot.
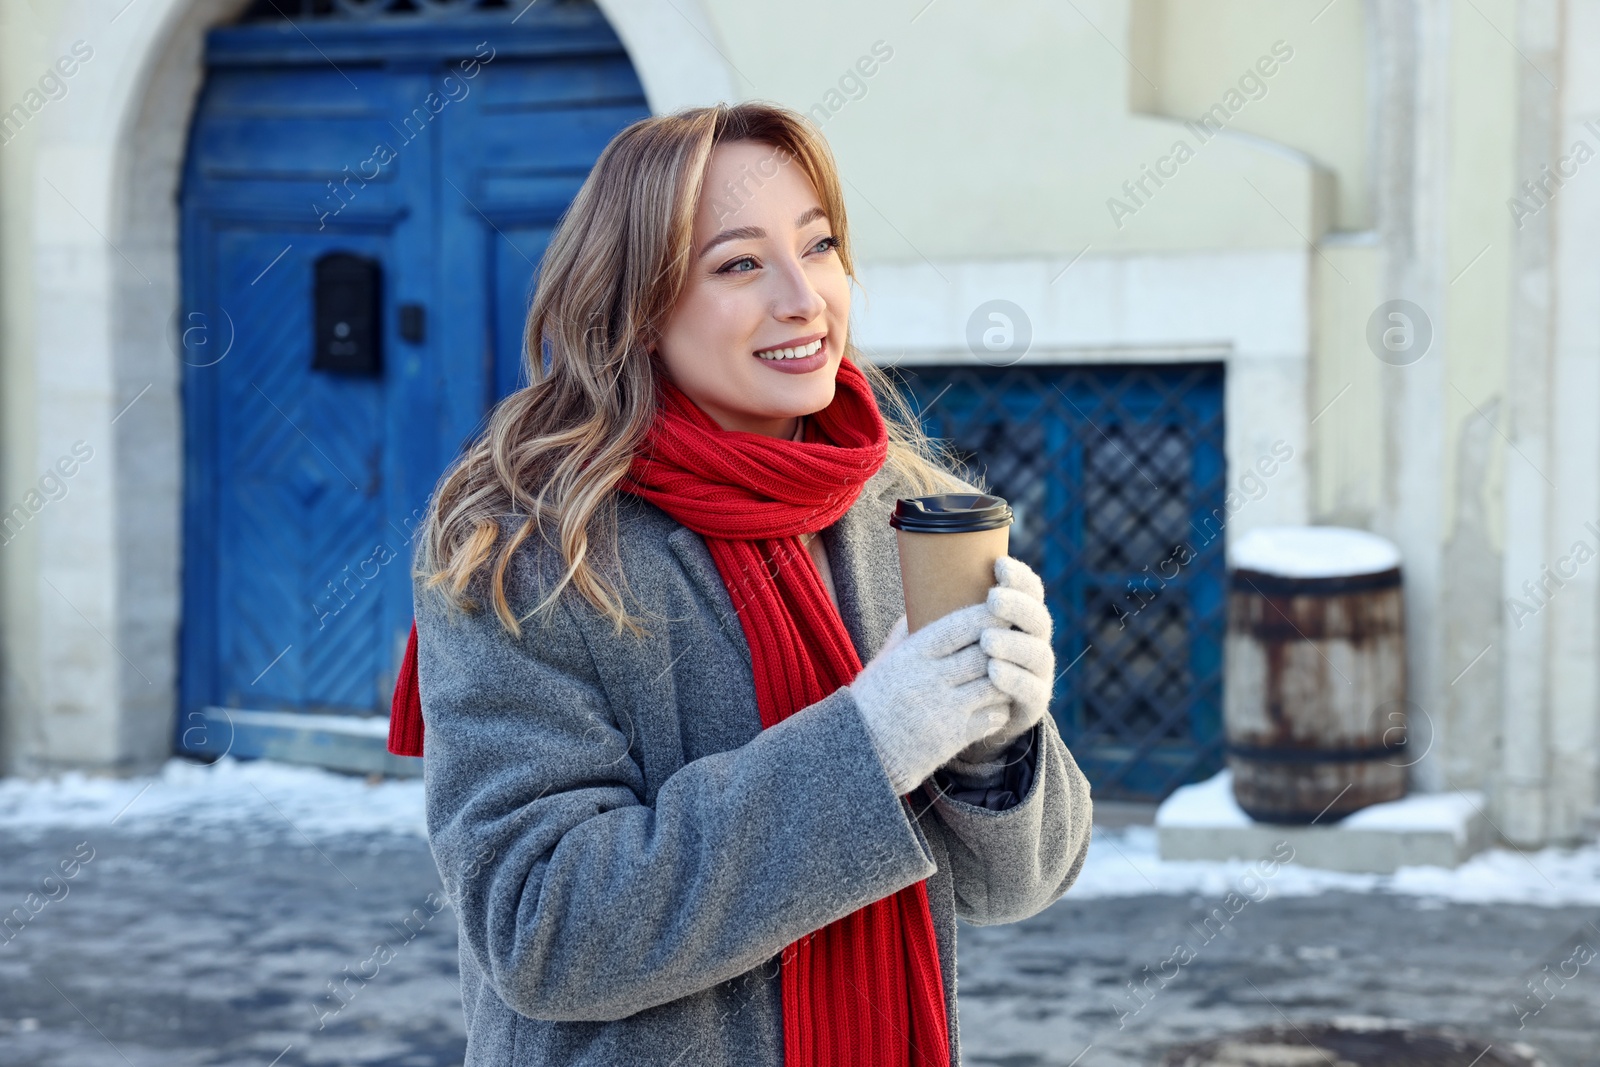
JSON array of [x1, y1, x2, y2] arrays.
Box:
[[888, 361, 1227, 801]]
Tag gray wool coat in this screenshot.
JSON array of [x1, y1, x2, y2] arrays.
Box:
[[414, 462, 1094, 1066]]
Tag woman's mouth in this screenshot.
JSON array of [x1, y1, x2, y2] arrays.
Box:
[[753, 336, 827, 372]]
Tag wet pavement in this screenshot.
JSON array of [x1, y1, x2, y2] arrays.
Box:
[[0, 826, 464, 1067], [0, 819, 1595, 1066], [956, 888, 1593, 1066]]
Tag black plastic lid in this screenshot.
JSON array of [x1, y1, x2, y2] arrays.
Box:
[[889, 493, 1013, 533]]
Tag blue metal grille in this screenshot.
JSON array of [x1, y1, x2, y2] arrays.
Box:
[[888, 361, 1227, 801]]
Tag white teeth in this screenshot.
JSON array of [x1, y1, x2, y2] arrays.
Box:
[[756, 338, 824, 360]]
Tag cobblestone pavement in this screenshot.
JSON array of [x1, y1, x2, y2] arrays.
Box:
[[1, 824, 1595, 1066]]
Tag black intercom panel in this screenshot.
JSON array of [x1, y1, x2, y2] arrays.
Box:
[[313, 252, 382, 376]]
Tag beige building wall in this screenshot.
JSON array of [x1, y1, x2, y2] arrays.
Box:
[[1439, 0, 1517, 800], [1133, 0, 1371, 231], [2, 0, 66, 773], [704, 0, 1325, 257]]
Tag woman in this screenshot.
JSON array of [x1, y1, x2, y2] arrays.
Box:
[[396, 102, 1093, 1066]]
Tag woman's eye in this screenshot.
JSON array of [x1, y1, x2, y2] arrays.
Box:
[[717, 256, 758, 274], [811, 235, 839, 254]]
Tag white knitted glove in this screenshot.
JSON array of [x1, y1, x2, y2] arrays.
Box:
[[848, 602, 1012, 796], [949, 555, 1056, 769]]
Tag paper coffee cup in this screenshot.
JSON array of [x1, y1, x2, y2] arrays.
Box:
[[889, 493, 1013, 633]]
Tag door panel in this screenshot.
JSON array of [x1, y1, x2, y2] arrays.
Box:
[[489, 225, 557, 399], [213, 229, 389, 711], [439, 52, 649, 410]]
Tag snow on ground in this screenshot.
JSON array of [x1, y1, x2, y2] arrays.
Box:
[[1078, 824, 1600, 908], [0, 754, 427, 841], [2, 755, 1598, 907]]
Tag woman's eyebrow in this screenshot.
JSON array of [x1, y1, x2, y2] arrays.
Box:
[[698, 206, 831, 260], [698, 225, 764, 259]]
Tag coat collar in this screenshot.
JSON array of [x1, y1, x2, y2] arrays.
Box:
[[663, 466, 907, 669]]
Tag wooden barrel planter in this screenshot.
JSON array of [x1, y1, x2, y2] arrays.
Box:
[[1225, 526, 1407, 823]]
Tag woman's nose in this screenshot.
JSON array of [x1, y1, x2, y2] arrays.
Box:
[[770, 256, 828, 321]]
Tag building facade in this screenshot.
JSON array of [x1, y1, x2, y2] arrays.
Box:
[[0, 0, 1591, 845]]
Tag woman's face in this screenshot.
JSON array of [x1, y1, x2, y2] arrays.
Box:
[[653, 139, 850, 438]]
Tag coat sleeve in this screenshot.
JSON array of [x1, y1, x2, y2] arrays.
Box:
[[416, 579, 941, 1024], [914, 712, 1093, 926], [932, 730, 1038, 811]]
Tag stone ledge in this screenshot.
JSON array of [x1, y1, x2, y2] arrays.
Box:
[[183, 707, 423, 779], [1156, 769, 1490, 874]]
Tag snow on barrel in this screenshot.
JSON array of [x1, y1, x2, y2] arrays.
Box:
[[1225, 526, 1407, 823]]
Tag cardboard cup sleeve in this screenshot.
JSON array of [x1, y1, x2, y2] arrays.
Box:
[[889, 494, 1014, 633]]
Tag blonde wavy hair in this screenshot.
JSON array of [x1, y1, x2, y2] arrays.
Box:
[[417, 101, 980, 640]]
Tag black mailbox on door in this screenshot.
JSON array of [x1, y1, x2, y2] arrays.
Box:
[[313, 252, 382, 376]]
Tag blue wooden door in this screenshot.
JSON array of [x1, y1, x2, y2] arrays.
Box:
[[178, 5, 648, 750]]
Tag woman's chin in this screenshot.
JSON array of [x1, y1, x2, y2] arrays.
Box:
[[771, 378, 837, 418]]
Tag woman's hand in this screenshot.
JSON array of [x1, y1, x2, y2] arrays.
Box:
[[952, 555, 1056, 766], [878, 613, 909, 656], [848, 603, 1012, 796]]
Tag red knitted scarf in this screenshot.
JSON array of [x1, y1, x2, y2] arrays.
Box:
[[388, 356, 950, 1065], [620, 356, 950, 1065]]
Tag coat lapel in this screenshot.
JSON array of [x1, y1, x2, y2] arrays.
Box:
[[662, 523, 751, 672], [663, 468, 908, 668]]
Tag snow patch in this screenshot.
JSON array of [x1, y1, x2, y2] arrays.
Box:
[[1341, 790, 1484, 845], [0, 756, 425, 841], [1079, 824, 1600, 907], [1153, 767, 1253, 828]]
